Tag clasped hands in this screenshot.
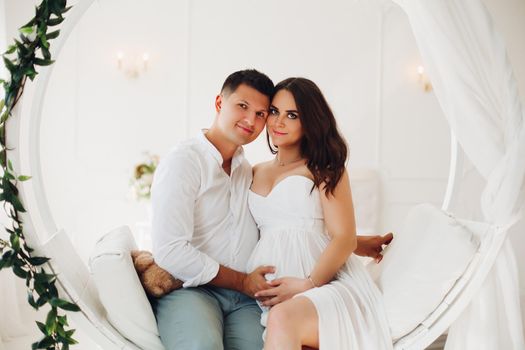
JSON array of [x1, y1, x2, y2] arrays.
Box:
[[245, 232, 394, 307], [244, 267, 312, 307]]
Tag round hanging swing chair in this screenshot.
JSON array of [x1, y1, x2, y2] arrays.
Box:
[[7, 0, 524, 349]]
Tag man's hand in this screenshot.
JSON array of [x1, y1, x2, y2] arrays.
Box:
[[241, 265, 275, 298], [354, 232, 394, 263]]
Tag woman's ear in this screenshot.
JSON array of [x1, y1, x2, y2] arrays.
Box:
[[215, 94, 222, 113]]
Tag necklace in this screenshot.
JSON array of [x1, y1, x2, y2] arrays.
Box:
[[276, 155, 303, 167]]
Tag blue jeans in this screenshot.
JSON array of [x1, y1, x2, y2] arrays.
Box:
[[153, 286, 264, 350]]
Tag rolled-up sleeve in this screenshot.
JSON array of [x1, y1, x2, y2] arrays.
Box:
[[151, 150, 220, 287]]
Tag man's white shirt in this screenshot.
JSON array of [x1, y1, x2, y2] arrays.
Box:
[[151, 131, 259, 287]]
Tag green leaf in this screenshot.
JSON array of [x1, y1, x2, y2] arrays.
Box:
[[48, 282, 58, 298], [18, 175, 32, 182], [10, 234, 20, 251], [19, 26, 35, 35], [34, 58, 54, 66], [4, 45, 16, 55], [48, 17, 65, 26], [45, 307, 57, 328], [24, 67, 38, 81], [35, 335, 55, 349], [57, 315, 68, 326], [28, 291, 38, 308], [22, 17, 36, 29], [13, 264, 28, 278], [34, 272, 56, 284], [1, 250, 14, 268], [56, 323, 66, 337], [11, 194, 26, 212], [36, 294, 49, 307], [11, 70, 23, 85], [41, 46, 51, 60], [7, 159, 13, 171], [50, 298, 81, 312], [46, 320, 56, 334], [61, 302, 81, 312], [46, 30, 60, 40], [35, 321, 46, 335], [0, 99, 4, 113], [28, 256, 49, 265], [0, 112, 7, 125], [19, 33, 32, 44], [3, 57, 16, 72], [39, 33, 49, 49], [37, 23, 47, 37], [62, 6, 73, 14], [14, 39, 29, 56]]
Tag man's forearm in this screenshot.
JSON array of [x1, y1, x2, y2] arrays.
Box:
[[208, 265, 247, 293]]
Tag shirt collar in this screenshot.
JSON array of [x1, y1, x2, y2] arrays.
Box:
[[198, 129, 245, 172]]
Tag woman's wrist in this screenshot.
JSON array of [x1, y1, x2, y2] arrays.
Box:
[[307, 275, 318, 289]]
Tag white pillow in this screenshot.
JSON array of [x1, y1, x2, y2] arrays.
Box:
[[89, 226, 165, 350], [367, 204, 479, 340]]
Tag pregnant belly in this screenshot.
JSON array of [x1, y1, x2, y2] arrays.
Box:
[[246, 228, 329, 279]]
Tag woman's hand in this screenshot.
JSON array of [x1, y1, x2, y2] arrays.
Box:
[[254, 277, 313, 307]]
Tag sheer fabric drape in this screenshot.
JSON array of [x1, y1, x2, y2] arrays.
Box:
[[393, 0, 525, 348]]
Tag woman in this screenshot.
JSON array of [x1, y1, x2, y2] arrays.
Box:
[[246, 78, 393, 349]]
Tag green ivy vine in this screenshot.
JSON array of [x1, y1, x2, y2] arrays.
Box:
[[0, 0, 81, 349]]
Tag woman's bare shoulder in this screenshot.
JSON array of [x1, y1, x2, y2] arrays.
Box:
[[252, 160, 274, 176]]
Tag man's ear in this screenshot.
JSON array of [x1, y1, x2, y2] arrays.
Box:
[[215, 94, 222, 113]]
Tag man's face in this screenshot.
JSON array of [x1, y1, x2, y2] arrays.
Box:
[[215, 84, 270, 146]]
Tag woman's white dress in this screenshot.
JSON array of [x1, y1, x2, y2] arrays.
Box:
[[246, 175, 393, 349]]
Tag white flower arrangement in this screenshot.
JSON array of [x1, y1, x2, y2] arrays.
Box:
[[130, 153, 159, 201]]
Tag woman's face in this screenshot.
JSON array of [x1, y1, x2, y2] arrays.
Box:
[[267, 89, 303, 149]]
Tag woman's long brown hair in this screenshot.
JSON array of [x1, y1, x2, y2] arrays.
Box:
[[267, 77, 348, 196]]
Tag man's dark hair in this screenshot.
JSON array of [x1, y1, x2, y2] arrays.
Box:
[[221, 69, 274, 99]]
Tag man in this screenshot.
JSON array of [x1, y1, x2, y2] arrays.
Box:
[[151, 69, 393, 349]]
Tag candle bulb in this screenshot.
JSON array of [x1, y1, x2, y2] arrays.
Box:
[[142, 52, 149, 70], [117, 51, 124, 69]]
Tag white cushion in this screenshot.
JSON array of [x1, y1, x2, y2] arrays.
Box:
[[89, 226, 165, 350], [367, 204, 479, 340], [349, 168, 380, 234]]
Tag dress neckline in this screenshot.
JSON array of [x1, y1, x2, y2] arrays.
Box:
[[249, 175, 315, 199]]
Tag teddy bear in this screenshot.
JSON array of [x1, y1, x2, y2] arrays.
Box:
[[131, 250, 183, 298]]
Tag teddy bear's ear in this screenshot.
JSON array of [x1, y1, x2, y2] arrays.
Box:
[[130, 250, 141, 259], [135, 255, 154, 272]]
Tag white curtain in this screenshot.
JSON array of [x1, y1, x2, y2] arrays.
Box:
[[392, 0, 525, 349]]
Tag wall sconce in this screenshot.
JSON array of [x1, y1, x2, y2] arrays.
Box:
[[116, 51, 150, 78], [417, 65, 432, 92]]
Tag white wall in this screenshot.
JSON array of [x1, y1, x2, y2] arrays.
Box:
[[39, 0, 190, 255], [33, 0, 452, 261]]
